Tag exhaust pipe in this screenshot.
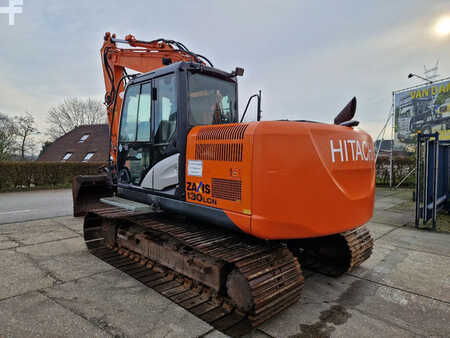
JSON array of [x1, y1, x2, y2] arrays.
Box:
[[334, 97, 357, 125]]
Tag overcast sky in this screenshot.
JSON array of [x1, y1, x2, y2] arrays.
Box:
[[0, 0, 449, 144]]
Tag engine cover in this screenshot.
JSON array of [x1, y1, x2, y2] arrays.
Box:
[[185, 121, 375, 240]]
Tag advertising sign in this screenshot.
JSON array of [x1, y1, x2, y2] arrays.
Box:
[[394, 79, 450, 148]]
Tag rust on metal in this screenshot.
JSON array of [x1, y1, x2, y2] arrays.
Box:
[[288, 225, 373, 276], [82, 204, 373, 336], [83, 205, 304, 336], [72, 175, 113, 216]]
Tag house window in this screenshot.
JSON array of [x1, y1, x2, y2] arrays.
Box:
[[82, 152, 95, 162], [79, 134, 90, 143], [62, 152, 72, 161]]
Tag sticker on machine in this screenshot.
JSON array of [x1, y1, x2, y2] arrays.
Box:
[[187, 160, 203, 177]]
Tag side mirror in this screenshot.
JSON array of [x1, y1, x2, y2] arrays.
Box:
[[231, 67, 244, 77]]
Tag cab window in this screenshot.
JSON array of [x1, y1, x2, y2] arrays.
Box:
[[137, 83, 151, 141], [119, 83, 151, 142], [119, 85, 139, 142], [154, 74, 177, 144], [189, 73, 236, 125]]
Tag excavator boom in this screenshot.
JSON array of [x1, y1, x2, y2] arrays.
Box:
[[100, 32, 208, 163], [73, 33, 210, 216]]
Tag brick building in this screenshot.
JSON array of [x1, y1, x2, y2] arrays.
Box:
[[37, 124, 109, 163]]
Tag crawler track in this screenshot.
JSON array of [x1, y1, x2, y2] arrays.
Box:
[[289, 226, 373, 276], [84, 206, 304, 337], [343, 226, 374, 270]]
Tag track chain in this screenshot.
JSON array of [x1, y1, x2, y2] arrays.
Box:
[[83, 206, 304, 336], [289, 226, 373, 276], [342, 225, 373, 271]]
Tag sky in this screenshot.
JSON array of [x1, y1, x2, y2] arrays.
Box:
[[0, 0, 449, 146]]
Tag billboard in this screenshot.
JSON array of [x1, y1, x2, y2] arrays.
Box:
[[394, 78, 450, 148]]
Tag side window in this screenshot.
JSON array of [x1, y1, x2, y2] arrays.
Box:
[[154, 74, 177, 144], [137, 83, 151, 141], [119, 85, 139, 142]]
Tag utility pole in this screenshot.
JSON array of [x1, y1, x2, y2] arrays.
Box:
[[424, 60, 440, 81]]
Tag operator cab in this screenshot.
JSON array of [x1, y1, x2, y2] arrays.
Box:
[[116, 62, 238, 203]]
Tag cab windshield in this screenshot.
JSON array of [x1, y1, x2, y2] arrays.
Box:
[[189, 73, 237, 125]]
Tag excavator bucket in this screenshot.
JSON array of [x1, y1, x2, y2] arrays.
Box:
[[72, 175, 114, 217]]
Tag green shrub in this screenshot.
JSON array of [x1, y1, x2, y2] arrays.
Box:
[[376, 157, 416, 187], [0, 161, 106, 192], [0, 158, 417, 191]]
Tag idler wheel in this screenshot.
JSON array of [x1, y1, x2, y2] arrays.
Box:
[[226, 269, 253, 313]]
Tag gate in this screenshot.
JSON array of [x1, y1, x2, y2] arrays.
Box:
[[415, 132, 449, 229]]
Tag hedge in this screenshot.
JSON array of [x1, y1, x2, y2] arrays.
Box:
[[376, 157, 416, 187], [0, 161, 107, 192], [0, 158, 415, 192]]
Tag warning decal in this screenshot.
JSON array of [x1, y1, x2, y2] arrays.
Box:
[[187, 160, 203, 177]]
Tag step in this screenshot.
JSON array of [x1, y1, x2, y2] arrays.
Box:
[[100, 196, 154, 213]]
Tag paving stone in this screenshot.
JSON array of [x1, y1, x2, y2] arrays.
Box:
[[242, 329, 272, 337], [203, 329, 230, 338], [54, 216, 84, 235], [0, 250, 55, 300], [378, 227, 450, 257], [13, 235, 112, 282], [258, 274, 450, 337], [0, 235, 20, 249], [374, 199, 396, 210], [16, 237, 85, 258], [391, 189, 415, 200], [365, 221, 395, 240], [375, 188, 395, 198], [350, 242, 450, 302], [374, 197, 405, 210], [370, 210, 413, 226], [44, 270, 213, 338], [36, 249, 113, 282], [376, 188, 413, 200], [0, 291, 108, 337], [0, 218, 78, 246], [1, 187, 449, 337]]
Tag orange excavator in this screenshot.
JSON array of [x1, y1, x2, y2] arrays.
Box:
[[73, 32, 374, 335]]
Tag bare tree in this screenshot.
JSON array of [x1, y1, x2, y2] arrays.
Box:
[[14, 112, 39, 160], [47, 97, 106, 140], [38, 140, 53, 158], [0, 113, 18, 161]]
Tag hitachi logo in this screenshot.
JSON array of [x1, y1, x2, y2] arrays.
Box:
[[330, 139, 373, 163]]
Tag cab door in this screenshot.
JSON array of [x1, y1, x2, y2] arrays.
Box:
[[141, 73, 179, 192], [117, 82, 152, 186], [117, 74, 179, 194]]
